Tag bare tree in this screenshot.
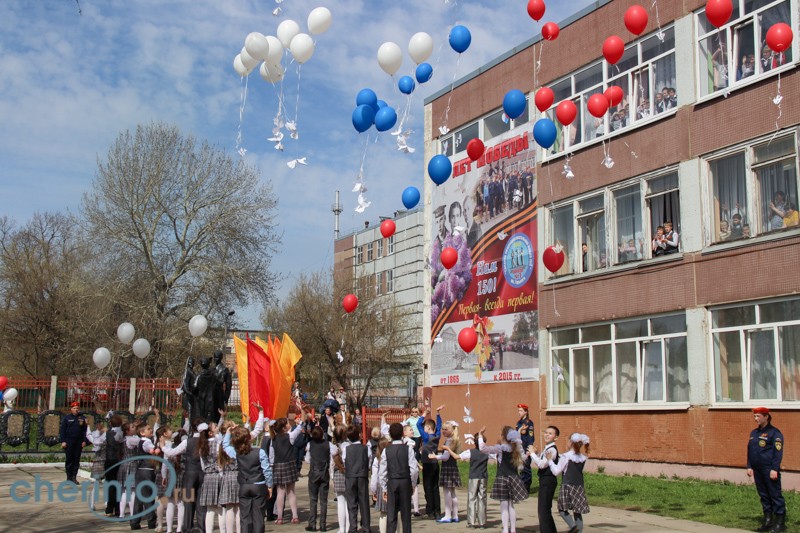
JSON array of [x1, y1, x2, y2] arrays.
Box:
[[82, 122, 280, 376], [264, 270, 419, 412]]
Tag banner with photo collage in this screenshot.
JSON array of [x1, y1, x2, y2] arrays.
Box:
[[430, 124, 539, 386]]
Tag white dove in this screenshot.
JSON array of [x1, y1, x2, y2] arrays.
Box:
[[272, 7, 281, 15], [463, 406, 474, 424], [355, 193, 371, 213], [602, 154, 615, 169], [274, 142, 284, 152], [562, 162, 575, 179], [336, 350, 344, 363], [286, 158, 307, 169], [434, 333, 443, 343], [237, 147, 247, 157], [552, 364, 566, 382], [439, 125, 450, 135], [496, 230, 508, 240], [268, 131, 284, 142]]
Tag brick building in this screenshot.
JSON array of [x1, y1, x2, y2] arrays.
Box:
[[423, 0, 798, 483]]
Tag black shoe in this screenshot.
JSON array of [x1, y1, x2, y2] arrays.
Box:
[[305, 527, 317, 532], [130, 526, 142, 531], [267, 514, 278, 522], [412, 512, 421, 517], [771, 513, 787, 533], [757, 513, 774, 532], [320, 525, 327, 531]]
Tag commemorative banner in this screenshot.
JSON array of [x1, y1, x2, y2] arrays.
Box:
[[430, 125, 539, 386]]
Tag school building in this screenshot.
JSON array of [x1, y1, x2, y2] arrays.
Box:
[[422, 0, 799, 485]]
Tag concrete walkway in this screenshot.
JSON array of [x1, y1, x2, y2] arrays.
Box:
[[0, 463, 753, 533]]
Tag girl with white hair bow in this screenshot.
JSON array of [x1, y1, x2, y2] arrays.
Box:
[[548, 432, 591, 533], [477, 426, 528, 533]]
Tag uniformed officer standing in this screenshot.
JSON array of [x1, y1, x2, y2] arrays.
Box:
[[60, 401, 88, 484], [746, 407, 786, 533]]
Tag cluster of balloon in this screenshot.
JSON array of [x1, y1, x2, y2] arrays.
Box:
[[402, 186, 420, 209], [542, 245, 565, 273], [0, 375, 18, 406], [352, 88, 396, 133], [428, 154, 453, 186], [380, 219, 396, 239], [458, 327, 478, 353], [441, 247, 458, 269], [342, 294, 359, 313], [117, 321, 151, 361]]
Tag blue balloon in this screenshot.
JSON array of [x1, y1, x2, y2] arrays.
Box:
[[398, 76, 416, 95], [375, 106, 398, 132], [356, 88, 378, 108], [352, 105, 375, 133], [503, 89, 527, 120], [402, 186, 421, 209], [376, 99, 388, 109], [0, 390, 3, 402], [449, 25, 472, 54], [428, 154, 452, 185], [533, 118, 558, 149], [415, 62, 433, 84]]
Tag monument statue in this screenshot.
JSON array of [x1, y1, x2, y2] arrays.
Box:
[[181, 356, 197, 416], [183, 352, 230, 423], [213, 350, 233, 413]]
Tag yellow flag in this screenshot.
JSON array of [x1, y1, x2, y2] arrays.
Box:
[[275, 333, 303, 417], [233, 335, 249, 423]]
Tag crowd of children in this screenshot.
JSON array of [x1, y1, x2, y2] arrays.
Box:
[[81, 404, 592, 533]]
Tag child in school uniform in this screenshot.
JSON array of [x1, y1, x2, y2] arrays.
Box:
[[370, 438, 391, 533], [159, 427, 186, 533], [86, 421, 107, 511], [119, 422, 138, 518], [217, 420, 240, 533], [198, 420, 227, 533], [528, 426, 560, 533], [331, 424, 351, 533], [416, 405, 443, 519], [305, 425, 335, 532], [428, 420, 461, 523], [129, 423, 161, 530], [223, 425, 273, 533], [402, 423, 421, 517], [379, 423, 418, 533], [343, 424, 371, 533], [479, 426, 528, 533], [548, 433, 590, 533], [270, 417, 305, 523], [447, 432, 488, 528]]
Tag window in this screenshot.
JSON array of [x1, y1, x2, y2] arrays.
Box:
[[386, 269, 394, 292], [548, 170, 680, 277], [388, 235, 395, 254], [550, 314, 688, 406], [708, 133, 798, 243], [376, 271, 383, 295], [377, 238, 383, 258], [367, 242, 374, 262], [441, 121, 480, 156], [356, 245, 363, 265], [712, 297, 800, 403], [543, 25, 676, 158], [697, 0, 793, 98]]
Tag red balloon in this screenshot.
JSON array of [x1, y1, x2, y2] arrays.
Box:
[[441, 247, 458, 269], [458, 327, 478, 353], [624, 5, 648, 35], [604, 86, 624, 107], [587, 93, 609, 118], [527, 0, 546, 21], [555, 100, 577, 126], [380, 219, 396, 239], [534, 87, 555, 112], [342, 294, 358, 313], [766, 23, 794, 53], [466, 138, 485, 162], [603, 35, 625, 65], [0, 376, 7, 390], [542, 246, 565, 273], [542, 22, 559, 41], [705, 0, 733, 28]]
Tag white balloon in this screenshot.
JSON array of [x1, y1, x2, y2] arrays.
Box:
[[290, 33, 315, 64], [408, 32, 434, 64], [188, 314, 208, 337], [265, 35, 284, 66], [3, 387, 18, 402], [93, 347, 112, 369], [244, 32, 270, 61], [260, 62, 285, 83], [240, 47, 259, 70], [116, 322, 135, 345], [377, 41, 403, 76], [233, 54, 250, 77], [132, 338, 151, 359], [277, 19, 301, 48], [307, 6, 332, 35]]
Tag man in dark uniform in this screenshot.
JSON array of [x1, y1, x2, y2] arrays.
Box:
[[515, 404, 535, 494], [747, 407, 786, 532], [60, 401, 88, 484]]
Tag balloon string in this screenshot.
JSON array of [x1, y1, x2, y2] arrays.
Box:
[[651, 0, 664, 40], [545, 164, 560, 318], [293, 63, 302, 129], [236, 75, 249, 156], [441, 54, 462, 132]]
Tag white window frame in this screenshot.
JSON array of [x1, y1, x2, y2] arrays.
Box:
[[356, 245, 363, 265], [695, 0, 797, 102], [376, 271, 383, 295], [550, 314, 689, 409], [388, 235, 395, 254], [377, 238, 383, 258], [386, 269, 394, 293], [367, 242, 374, 262]]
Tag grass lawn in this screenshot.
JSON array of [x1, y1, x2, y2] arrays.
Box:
[[455, 462, 799, 532]]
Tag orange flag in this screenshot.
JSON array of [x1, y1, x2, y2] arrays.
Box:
[[246, 336, 273, 420], [275, 333, 303, 418], [256, 335, 283, 419], [233, 335, 249, 423]]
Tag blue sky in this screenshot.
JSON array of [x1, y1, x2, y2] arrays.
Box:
[[0, 0, 594, 328]]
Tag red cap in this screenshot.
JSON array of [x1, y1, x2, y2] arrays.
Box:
[[517, 403, 529, 410], [70, 402, 80, 408], [752, 407, 770, 415]]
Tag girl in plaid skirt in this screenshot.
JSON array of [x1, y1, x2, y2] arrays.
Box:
[[332, 425, 350, 533], [369, 438, 391, 533], [162, 430, 187, 533], [270, 417, 304, 524], [217, 420, 241, 533], [548, 433, 590, 533], [198, 422, 225, 533], [479, 426, 528, 533], [119, 422, 137, 518], [86, 421, 107, 511], [429, 421, 462, 523], [154, 425, 173, 532]]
